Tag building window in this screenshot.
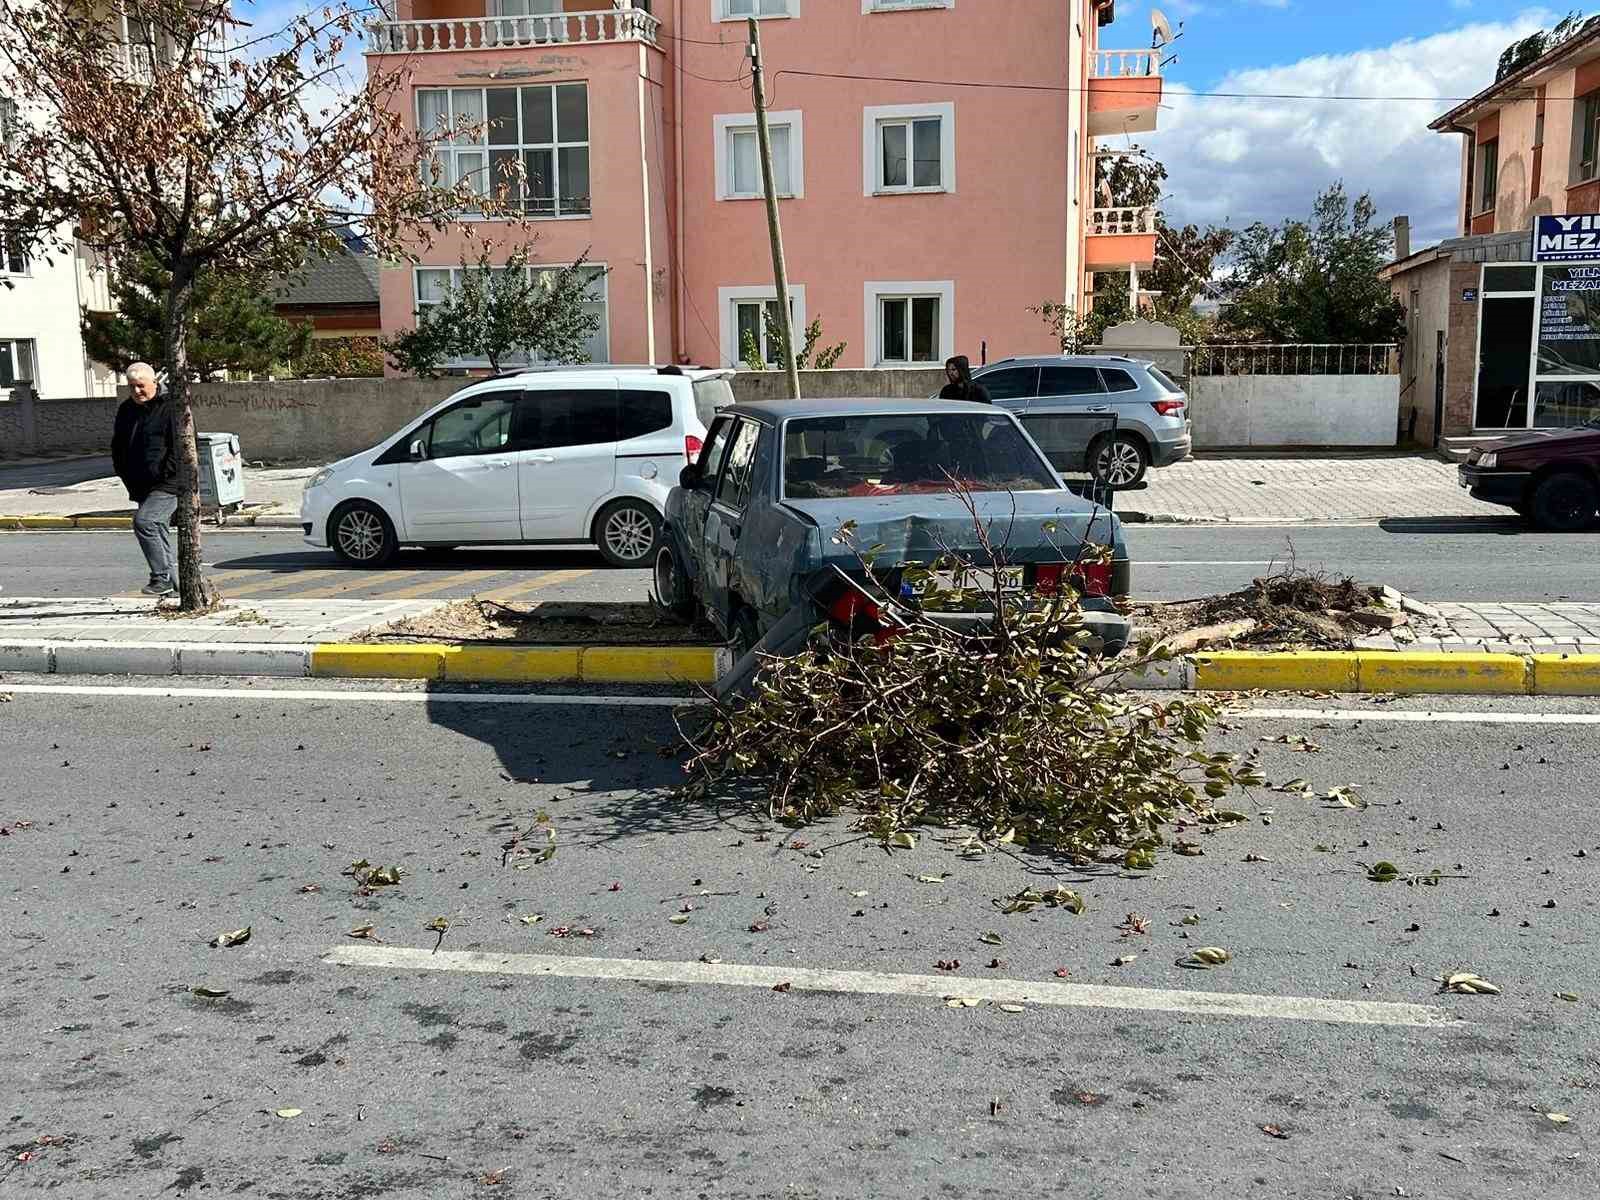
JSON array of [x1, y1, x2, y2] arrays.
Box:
[[414, 264, 609, 364], [863, 0, 953, 10], [714, 111, 803, 200], [0, 339, 36, 388], [865, 281, 953, 365], [0, 97, 16, 148], [719, 0, 793, 18], [0, 233, 27, 277], [1476, 139, 1498, 214], [1577, 93, 1600, 183], [718, 285, 807, 367], [417, 83, 590, 218], [863, 103, 955, 195]]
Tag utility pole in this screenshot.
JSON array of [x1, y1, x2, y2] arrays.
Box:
[[747, 17, 801, 401]]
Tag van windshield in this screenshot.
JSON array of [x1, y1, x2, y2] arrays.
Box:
[[783, 413, 1058, 499], [692, 377, 736, 426]]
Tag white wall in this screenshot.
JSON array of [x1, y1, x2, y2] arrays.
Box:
[[0, 223, 112, 398], [1188, 375, 1400, 448]]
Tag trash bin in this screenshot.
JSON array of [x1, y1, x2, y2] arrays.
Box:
[[196, 432, 245, 511]]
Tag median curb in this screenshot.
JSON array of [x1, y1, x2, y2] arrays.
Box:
[[0, 639, 731, 686], [0, 513, 301, 531], [1121, 650, 1600, 696]]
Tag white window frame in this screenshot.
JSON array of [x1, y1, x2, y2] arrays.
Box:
[[718, 284, 808, 368], [413, 262, 610, 367], [0, 232, 28, 278], [0, 338, 37, 389], [715, 0, 796, 21], [863, 0, 952, 11], [713, 110, 804, 201], [416, 83, 591, 221], [864, 280, 953, 367], [863, 102, 955, 196]]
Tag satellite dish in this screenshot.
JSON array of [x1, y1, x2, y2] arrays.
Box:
[[1151, 8, 1175, 49]]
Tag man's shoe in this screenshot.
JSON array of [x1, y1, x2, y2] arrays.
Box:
[[141, 579, 176, 596]]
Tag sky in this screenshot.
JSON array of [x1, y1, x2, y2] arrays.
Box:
[[1123, 1, 1561, 247]]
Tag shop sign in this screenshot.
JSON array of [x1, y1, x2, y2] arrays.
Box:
[[1533, 214, 1600, 262]]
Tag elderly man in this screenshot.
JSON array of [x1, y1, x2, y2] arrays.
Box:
[[110, 362, 181, 596]]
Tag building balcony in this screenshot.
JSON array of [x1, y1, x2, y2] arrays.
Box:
[[1088, 49, 1162, 137], [1085, 206, 1157, 271], [366, 6, 660, 54]]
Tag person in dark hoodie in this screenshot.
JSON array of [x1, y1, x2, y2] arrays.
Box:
[[938, 355, 990, 404], [111, 362, 181, 596]]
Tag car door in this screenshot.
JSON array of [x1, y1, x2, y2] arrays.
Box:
[[513, 385, 620, 540], [1022, 364, 1111, 474], [681, 416, 736, 575], [703, 418, 763, 628], [397, 390, 521, 542]]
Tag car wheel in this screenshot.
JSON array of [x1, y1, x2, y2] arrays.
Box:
[[731, 607, 762, 658], [1089, 433, 1150, 488], [653, 544, 696, 622], [1530, 472, 1600, 532], [328, 501, 398, 566], [593, 499, 661, 568]]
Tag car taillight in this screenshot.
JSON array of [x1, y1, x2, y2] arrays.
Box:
[[1035, 563, 1066, 595], [1151, 399, 1186, 417], [827, 590, 882, 625], [1071, 561, 1112, 597], [684, 434, 703, 461]]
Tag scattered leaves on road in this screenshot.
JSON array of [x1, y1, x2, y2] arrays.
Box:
[[347, 924, 381, 941], [978, 931, 1004, 945], [209, 926, 251, 948], [668, 914, 689, 925], [1441, 971, 1501, 996], [997, 1003, 1025, 1013], [1112, 954, 1137, 966], [944, 996, 982, 1008], [1118, 913, 1150, 937], [547, 926, 596, 939], [1556, 991, 1580, 1002], [274, 1108, 302, 1119], [191, 986, 230, 998], [935, 959, 960, 972], [1179, 947, 1232, 969], [1260, 1123, 1290, 1140], [996, 885, 1085, 915], [772, 981, 792, 993]]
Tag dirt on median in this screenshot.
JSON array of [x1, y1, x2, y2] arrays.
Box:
[[356, 598, 712, 645]]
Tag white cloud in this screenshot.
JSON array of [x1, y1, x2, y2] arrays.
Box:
[[1143, 9, 1554, 248]]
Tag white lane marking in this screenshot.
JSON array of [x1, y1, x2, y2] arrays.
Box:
[[1239, 707, 1600, 726], [1136, 561, 1273, 566], [323, 944, 1456, 1029], [0, 683, 695, 708]]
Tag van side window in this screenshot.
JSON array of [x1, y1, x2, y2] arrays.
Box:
[[716, 420, 762, 511], [617, 390, 674, 441], [425, 393, 518, 459], [513, 388, 617, 450]]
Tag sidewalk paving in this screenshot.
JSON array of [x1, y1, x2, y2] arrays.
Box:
[[1123, 454, 1503, 524], [0, 595, 446, 644], [0, 455, 306, 524]]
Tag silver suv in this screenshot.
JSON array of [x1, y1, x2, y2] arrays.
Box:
[[972, 355, 1191, 487]]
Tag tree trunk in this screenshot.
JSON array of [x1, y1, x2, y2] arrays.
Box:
[[163, 278, 209, 612]]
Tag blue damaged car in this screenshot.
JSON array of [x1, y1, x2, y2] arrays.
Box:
[[654, 398, 1133, 671]]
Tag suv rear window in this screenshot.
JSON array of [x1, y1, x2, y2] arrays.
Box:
[[1147, 366, 1183, 393], [692, 377, 736, 427], [783, 413, 1057, 499], [1101, 369, 1138, 392]]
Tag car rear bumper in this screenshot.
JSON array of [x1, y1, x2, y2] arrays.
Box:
[[1151, 434, 1191, 467], [1458, 465, 1531, 507]]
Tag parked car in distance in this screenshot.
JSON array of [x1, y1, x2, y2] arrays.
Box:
[[1458, 421, 1600, 531], [969, 355, 1191, 487], [656, 397, 1132, 657], [300, 366, 736, 568]]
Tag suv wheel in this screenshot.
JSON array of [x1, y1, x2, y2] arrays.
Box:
[[1530, 472, 1599, 532], [1089, 433, 1150, 488], [329, 500, 398, 566], [593, 499, 661, 568]]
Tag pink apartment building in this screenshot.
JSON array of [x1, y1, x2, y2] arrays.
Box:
[[367, 0, 1162, 371]]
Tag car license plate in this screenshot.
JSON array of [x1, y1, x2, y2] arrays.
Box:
[[931, 565, 1025, 593]]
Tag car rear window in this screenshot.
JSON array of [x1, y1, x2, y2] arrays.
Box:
[[782, 413, 1058, 499], [1147, 366, 1183, 393], [1101, 368, 1139, 392], [692, 377, 736, 427]]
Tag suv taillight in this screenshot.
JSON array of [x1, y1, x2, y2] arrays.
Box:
[[1152, 399, 1186, 417], [685, 434, 703, 461]]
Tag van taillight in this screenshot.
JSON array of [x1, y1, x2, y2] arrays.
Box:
[[685, 434, 703, 461], [1151, 399, 1186, 417]]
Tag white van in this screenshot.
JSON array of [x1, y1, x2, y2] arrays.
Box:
[[299, 367, 737, 568]]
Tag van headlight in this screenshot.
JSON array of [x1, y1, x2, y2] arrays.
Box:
[[305, 468, 334, 491]]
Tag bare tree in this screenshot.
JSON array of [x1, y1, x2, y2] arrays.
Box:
[[0, 0, 494, 609]]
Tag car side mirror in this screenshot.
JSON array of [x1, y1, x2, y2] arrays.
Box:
[[409, 439, 427, 461], [679, 463, 702, 490]]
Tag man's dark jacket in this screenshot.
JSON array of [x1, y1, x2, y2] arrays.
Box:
[[111, 390, 181, 503]]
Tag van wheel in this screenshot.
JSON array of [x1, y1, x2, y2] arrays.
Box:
[[1089, 433, 1149, 488], [593, 500, 661, 568], [329, 501, 398, 566], [653, 544, 696, 621], [1530, 472, 1599, 532]]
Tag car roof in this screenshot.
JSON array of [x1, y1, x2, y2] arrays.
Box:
[[976, 355, 1154, 369], [500, 364, 734, 382], [723, 397, 1005, 422]]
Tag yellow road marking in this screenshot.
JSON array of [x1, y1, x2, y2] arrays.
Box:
[[376, 569, 517, 599], [223, 568, 350, 597], [475, 568, 594, 604]]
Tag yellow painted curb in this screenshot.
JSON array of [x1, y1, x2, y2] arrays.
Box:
[[580, 645, 720, 685], [13, 516, 78, 529], [1530, 654, 1600, 696], [1192, 651, 1359, 693], [311, 643, 449, 680], [74, 516, 134, 530], [1358, 652, 1528, 695], [444, 645, 582, 683]]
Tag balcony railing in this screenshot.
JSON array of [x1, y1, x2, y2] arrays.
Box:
[[1090, 49, 1161, 78], [367, 9, 661, 53], [1090, 206, 1156, 236]]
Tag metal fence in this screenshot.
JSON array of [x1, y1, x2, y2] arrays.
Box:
[[1187, 343, 1398, 377]]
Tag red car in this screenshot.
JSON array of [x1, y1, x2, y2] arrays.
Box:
[[1458, 425, 1600, 531]]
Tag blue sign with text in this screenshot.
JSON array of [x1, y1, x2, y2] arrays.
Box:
[[1534, 215, 1600, 262]]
